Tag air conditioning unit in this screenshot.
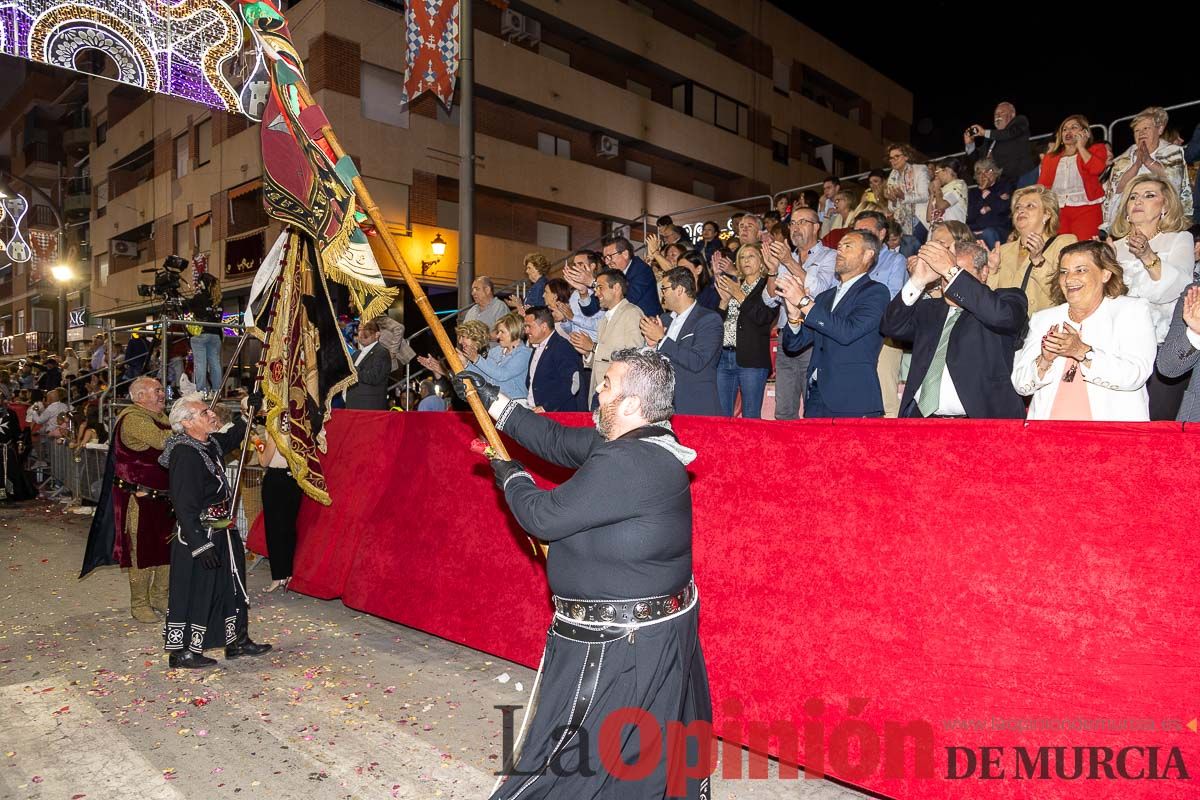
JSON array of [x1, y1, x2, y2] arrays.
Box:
[[524, 19, 542, 46], [501, 8, 526, 40], [595, 134, 619, 159], [111, 240, 138, 258]]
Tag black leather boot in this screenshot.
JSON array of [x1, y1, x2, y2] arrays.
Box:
[[225, 636, 273, 659], [169, 650, 218, 669]]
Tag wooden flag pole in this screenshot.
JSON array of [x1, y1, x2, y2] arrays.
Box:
[[293, 86, 510, 464]]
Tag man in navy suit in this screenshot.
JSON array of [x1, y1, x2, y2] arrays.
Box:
[[523, 306, 581, 412], [881, 240, 1027, 418], [776, 230, 890, 418], [640, 267, 723, 416], [579, 236, 662, 318]]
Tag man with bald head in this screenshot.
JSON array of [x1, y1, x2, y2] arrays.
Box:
[[81, 376, 175, 623], [464, 276, 509, 329], [965, 101, 1035, 180]]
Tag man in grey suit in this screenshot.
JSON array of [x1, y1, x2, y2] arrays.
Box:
[[345, 318, 393, 410], [1155, 282, 1200, 421], [641, 267, 723, 416]]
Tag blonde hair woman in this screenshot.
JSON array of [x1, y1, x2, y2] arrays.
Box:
[[1104, 107, 1194, 230], [460, 312, 531, 400], [1037, 115, 1107, 240], [714, 244, 776, 418], [1012, 241, 1156, 421], [987, 185, 1078, 316], [1109, 176, 1195, 418]]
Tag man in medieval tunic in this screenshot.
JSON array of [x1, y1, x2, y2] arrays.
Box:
[[80, 377, 173, 623], [454, 348, 712, 800], [159, 394, 271, 669]]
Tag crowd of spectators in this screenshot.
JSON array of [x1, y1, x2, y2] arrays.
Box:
[[416, 101, 1200, 424]]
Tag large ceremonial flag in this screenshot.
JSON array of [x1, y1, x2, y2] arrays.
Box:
[[245, 231, 352, 505], [237, 0, 397, 321], [236, 0, 397, 504], [402, 0, 461, 108]]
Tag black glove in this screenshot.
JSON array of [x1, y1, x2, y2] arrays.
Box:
[[453, 371, 500, 407], [489, 458, 530, 491], [197, 549, 220, 570], [248, 390, 264, 414]]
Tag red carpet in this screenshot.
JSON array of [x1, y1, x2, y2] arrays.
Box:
[[249, 411, 1200, 798]]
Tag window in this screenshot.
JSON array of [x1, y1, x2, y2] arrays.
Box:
[[195, 120, 212, 166], [33, 308, 52, 333], [95, 115, 107, 146], [95, 180, 107, 218], [197, 217, 212, 253], [626, 79, 652, 100], [539, 43, 570, 67], [174, 132, 189, 176], [673, 82, 749, 138], [536, 132, 570, 159], [437, 200, 459, 230], [692, 181, 715, 200], [16, 310, 24, 334], [361, 63, 410, 128], [174, 221, 190, 257], [772, 128, 789, 165], [714, 95, 738, 133], [624, 160, 652, 182], [773, 59, 790, 95], [97, 253, 109, 286], [536, 220, 570, 251]]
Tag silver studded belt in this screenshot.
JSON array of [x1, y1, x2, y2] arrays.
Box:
[[553, 580, 696, 626]]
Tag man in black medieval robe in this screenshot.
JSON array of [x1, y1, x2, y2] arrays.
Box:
[[454, 347, 712, 800], [159, 394, 272, 669]]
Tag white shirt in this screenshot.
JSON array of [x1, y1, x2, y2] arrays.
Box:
[[831, 272, 868, 310], [901, 272, 970, 415], [1112, 231, 1195, 344], [526, 337, 550, 407], [662, 301, 697, 345], [354, 340, 377, 368], [763, 242, 839, 328], [1051, 156, 1101, 208]]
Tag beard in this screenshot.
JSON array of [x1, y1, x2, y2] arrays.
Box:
[[592, 395, 622, 440]]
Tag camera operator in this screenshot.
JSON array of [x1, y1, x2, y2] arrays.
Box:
[[186, 273, 225, 397]]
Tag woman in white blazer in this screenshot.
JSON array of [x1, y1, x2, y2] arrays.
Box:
[[1013, 241, 1157, 421], [1108, 175, 1196, 420]]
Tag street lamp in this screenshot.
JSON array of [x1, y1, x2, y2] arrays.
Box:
[[51, 263, 75, 355]]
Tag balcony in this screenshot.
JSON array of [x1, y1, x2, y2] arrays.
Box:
[[63, 126, 91, 156], [27, 204, 59, 231], [64, 191, 91, 221]]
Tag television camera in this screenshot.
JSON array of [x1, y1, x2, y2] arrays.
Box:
[[137, 255, 190, 313]]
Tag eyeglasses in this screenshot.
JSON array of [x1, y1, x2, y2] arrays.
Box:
[[602, 253, 619, 262]]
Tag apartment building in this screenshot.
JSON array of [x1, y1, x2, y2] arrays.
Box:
[[78, 0, 911, 325], [0, 62, 93, 356]]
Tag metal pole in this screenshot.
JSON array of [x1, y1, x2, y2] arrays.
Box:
[[456, 0, 475, 311], [57, 283, 66, 360], [159, 315, 169, 397]]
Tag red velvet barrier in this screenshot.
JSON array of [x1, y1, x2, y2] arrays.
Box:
[[248, 412, 1200, 798]]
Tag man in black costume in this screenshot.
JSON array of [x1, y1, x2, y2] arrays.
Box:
[[0, 404, 35, 501], [159, 394, 272, 669], [454, 348, 712, 800]]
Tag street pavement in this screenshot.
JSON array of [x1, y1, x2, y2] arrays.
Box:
[[0, 500, 870, 800]]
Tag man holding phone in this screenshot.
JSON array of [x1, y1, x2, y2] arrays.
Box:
[[964, 101, 1035, 179]]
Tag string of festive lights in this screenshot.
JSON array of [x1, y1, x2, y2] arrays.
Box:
[[5, 0, 245, 112]]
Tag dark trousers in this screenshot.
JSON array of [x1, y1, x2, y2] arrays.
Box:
[[1148, 361, 1192, 421], [262, 467, 302, 580], [803, 381, 883, 419]]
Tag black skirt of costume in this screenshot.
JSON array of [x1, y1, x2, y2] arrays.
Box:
[[163, 528, 249, 654], [491, 607, 712, 800]]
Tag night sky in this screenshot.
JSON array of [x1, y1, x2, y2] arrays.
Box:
[[783, 2, 1199, 158]]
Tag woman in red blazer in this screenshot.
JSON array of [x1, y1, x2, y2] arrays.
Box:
[[1038, 115, 1109, 240]]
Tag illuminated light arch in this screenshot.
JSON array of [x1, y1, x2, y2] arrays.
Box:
[[31, 10, 160, 92], [2, 0, 250, 113]]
